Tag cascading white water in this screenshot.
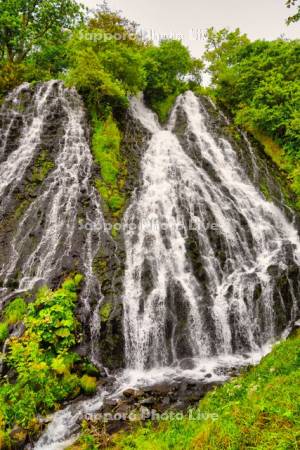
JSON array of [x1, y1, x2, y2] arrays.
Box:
[[0, 81, 110, 364], [0, 82, 55, 207], [122, 91, 300, 379], [3, 87, 299, 450]]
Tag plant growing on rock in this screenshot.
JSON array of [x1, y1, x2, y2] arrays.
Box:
[[0, 274, 99, 447]]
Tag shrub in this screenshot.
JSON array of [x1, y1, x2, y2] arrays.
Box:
[[0, 274, 96, 444]]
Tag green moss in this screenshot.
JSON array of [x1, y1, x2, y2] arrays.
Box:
[[3, 297, 27, 325], [111, 225, 120, 239], [224, 124, 242, 142], [1, 149, 55, 230], [99, 302, 113, 322], [92, 114, 127, 220], [93, 254, 108, 278], [0, 430, 9, 449], [80, 375, 97, 394], [108, 194, 125, 211], [14, 199, 31, 220], [111, 329, 300, 450], [0, 322, 9, 342], [259, 181, 271, 201], [31, 150, 55, 183]]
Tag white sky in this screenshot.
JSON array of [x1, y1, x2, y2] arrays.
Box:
[[82, 0, 300, 57]]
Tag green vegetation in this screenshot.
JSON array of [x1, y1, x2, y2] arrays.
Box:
[[204, 29, 300, 208], [143, 39, 203, 121], [92, 114, 126, 217], [100, 329, 300, 450], [0, 0, 83, 94], [0, 323, 8, 343], [286, 0, 300, 23], [80, 375, 97, 394], [3, 297, 27, 325], [0, 298, 27, 343], [0, 275, 99, 447], [31, 150, 55, 183], [99, 301, 113, 322]]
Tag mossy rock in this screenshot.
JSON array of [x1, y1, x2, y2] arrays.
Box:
[[99, 302, 113, 322]]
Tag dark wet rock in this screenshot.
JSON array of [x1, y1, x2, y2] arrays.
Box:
[[144, 383, 173, 395], [1, 84, 300, 412], [102, 399, 118, 413], [123, 388, 144, 399], [115, 401, 132, 415], [139, 397, 156, 405], [179, 358, 195, 370]]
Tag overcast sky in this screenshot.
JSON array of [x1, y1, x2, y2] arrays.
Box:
[[82, 0, 299, 57]]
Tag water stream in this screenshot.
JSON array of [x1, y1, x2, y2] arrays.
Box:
[[1, 86, 299, 449]]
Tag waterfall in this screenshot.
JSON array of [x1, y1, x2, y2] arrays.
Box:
[[1, 85, 299, 449], [122, 91, 300, 377], [0, 80, 109, 364]]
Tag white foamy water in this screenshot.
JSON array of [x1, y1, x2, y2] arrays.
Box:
[[0, 81, 112, 364], [3, 89, 298, 450], [122, 91, 300, 372]]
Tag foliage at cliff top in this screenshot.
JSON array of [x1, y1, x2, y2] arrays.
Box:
[[0, 1, 202, 117], [0, 0, 84, 93], [76, 328, 300, 449], [204, 28, 300, 207], [286, 0, 300, 23], [0, 275, 98, 448]]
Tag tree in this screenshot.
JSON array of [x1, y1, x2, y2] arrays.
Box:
[[204, 30, 300, 204], [205, 32, 300, 153], [65, 7, 147, 113], [204, 28, 250, 85], [0, 0, 84, 64], [286, 0, 300, 23], [144, 40, 200, 101], [88, 1, 144, 48]]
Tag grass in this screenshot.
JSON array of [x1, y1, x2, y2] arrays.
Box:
[[104, 329, 300, 450], [246, 127, 300, 210], [92, 114, 127, 220]]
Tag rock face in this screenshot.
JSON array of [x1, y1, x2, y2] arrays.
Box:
[[0, 83, 299, 375], [0, 81, 116, 368], [121, 91, 300, 372], [96, 103, 153, 369], [171, 94, 300, 341]]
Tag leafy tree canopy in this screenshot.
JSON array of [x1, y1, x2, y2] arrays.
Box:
[[0, 0, 84, 64], [286, 0, 300, 23], [204, 28, 300, 206]]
